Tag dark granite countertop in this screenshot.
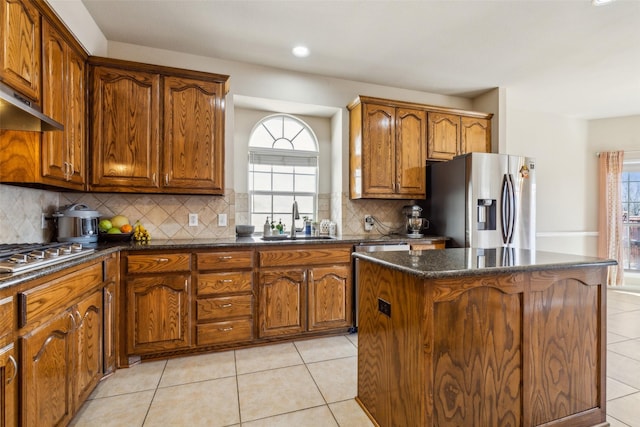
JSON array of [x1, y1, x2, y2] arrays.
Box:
[[353, 247, 617, 279], [0, 234, 447, 289]]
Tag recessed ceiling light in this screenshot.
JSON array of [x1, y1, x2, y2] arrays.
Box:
[[292, 45, 310, 58], [592, 0, 614, 5]]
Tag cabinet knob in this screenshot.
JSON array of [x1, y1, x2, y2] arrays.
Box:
[[217, 303, 233, 308], [152, 173, 157, 184], [165, 174, 169, 185], [218, 256, 233, 260], [218, 327, 233, 332], [219, 279, 234, 284], [155, 258, 170, 263]]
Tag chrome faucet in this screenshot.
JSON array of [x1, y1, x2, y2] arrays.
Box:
[[291, 201, 300, 239]]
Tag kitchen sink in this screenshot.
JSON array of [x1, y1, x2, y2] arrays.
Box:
[[260, 235, 336, 241]]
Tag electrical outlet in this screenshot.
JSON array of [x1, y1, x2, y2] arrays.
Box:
[[364, 215, 374, 231], [218, 213, 227, 226], [41, 213, 47, 229], [188, 213, 198, 227]]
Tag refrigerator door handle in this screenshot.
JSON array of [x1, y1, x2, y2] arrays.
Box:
[[506, 174, 516, 244], [501, 174, 510, 244]]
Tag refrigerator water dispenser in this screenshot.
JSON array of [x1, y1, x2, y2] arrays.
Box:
[[477, 199, 496, 230]]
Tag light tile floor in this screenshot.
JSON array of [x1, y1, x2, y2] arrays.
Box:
[[71, 289, 640, 426], [70, 335, 373, 427]]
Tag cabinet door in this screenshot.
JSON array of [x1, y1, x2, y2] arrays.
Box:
[[0, 0, 40, 102], [21, 310, 75, 427], [460, 116, 491, 155], [127, 274, 190, 355], [65, 47, 86, 187], [103, 281, 116, 375], [41, 20, 86, 189], [75, 289, 103, 407], [308, 265, 352, 331], [163, 76, 224, 193], [90, 66, 160, 190], [0, 343, 17, 427], [395, 108, 426, 197], [41, 20, 67, 183], [362, 103, 396, 196], [427, 112, 460, 161], [258, 269, 306, 337]]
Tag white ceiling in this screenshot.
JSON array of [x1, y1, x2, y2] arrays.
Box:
[[81, 0, 640, 120]]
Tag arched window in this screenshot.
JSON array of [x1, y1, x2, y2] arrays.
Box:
[[248, 114, 319, 231]]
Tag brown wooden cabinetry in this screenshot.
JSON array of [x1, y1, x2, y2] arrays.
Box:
[[357, 259, 608, 427], [0, 294, 17, 427], [124, 252, 191, 355], [21, 309, 75, 427], [258, 246, 352, 338], [18, 260, 104, 427], [41, 18, 86, 189], [0, 0, 40, 102], [0, 342, 17, 427], [349, 98, 426, 199], [195, 250, 255, 346], [103, 252, 118, 374], [349, 96, 492, 199], [427, 112, 491, 161], [89, 57, 228, 194]]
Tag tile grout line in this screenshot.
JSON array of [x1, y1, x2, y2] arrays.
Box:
[[140, 360, 168, 427]]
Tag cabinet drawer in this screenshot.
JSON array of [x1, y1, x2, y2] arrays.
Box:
[[197, 251, 253, 270], [127, 253, 191, 273], [259, 247, 351, 267], [410, 242, 445, 250], [0, 296, 14, 341], [197, 319, 253, 345], [197, 295, 252, 321], [197, 271, 253, 295], [19, 262, 103, 328]]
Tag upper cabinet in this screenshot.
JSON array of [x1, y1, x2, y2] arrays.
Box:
[[41, 19, 87, 190], [349, 96, 492, 199], [0, 0, 40, 102], [88, 57, 228, 195], [349, 98, 427, 199], [427, 112, 491, 161]]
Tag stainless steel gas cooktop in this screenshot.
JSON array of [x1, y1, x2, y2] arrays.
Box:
[[0, 242, 94, 274]]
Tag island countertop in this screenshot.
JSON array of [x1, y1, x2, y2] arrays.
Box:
[[353, 247, 617, 278]]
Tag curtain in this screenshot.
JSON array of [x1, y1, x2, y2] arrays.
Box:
[[598, 151, 625, 285]]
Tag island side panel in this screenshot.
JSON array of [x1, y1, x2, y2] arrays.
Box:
[[527, 267, 607, 427], [430, 273, 525, 426], [356, 259, 426, 427]]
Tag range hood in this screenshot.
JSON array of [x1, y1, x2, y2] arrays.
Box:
[[0, 81, 63, 132]]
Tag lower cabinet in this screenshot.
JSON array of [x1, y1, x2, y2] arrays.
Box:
[[0, 342, 17, 427], [21, 310, 76, 427], [75, 289, 104, 407], [17, 259, 108, 427], [126, 274, 191, 354], [257, 246, 352, 338], [124, 252, 192, 357], [195, 250, 255, 346]]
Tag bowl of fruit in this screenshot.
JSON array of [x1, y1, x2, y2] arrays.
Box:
[[98, 215, 134, 242]]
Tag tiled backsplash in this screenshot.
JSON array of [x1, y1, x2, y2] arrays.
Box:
[[0, 184, 412, 243], [0, 184, 57, 243]]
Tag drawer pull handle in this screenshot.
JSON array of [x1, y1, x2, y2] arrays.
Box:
[[218, 327, 233, 332], [156, 258, 169, 263], [219, 279, 234, 283], [218, 303, 233, 308], [7, 355, 17, 384], [219, 256, 233, 260]]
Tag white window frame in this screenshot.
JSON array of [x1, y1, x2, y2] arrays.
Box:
[[248, 114, 319, 230]]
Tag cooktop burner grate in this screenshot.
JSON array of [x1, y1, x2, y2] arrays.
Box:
[[0, 242, 95, 274]]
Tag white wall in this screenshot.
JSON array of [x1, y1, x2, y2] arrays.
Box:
[[505, 106, 596, 256]]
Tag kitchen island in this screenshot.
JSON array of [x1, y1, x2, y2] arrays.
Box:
[[353, 247, 615, 427]]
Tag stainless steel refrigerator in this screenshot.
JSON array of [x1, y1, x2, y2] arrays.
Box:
[[424, 152, 536, 249]]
